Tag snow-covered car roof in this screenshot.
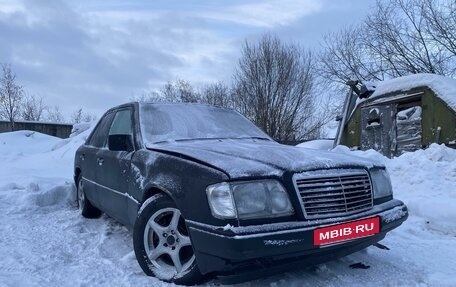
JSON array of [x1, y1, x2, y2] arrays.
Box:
[[360, 73, 456, 111]]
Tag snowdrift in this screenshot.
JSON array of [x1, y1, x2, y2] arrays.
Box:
[[333, 144, 456, 235], [0, 123, 94, 212]]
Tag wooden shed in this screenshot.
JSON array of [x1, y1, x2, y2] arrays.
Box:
[[336, 74, 456, 157]]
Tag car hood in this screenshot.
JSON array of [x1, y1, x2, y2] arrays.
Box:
[[146, 139, 383, 179]]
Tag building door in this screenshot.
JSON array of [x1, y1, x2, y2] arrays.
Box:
[[360, 104, 394, 156], [394, 103, 422, 156]]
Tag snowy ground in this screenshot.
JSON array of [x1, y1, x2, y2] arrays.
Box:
[[1, 127, 455, 287]]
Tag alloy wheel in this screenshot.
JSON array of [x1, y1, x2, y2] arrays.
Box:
[[143, 207, 195, 276]]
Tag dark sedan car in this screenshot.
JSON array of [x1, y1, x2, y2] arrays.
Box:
[[74, 102, 408, 285]]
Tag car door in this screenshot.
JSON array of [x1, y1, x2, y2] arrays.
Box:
[[80, 111, 115, 208], [95, 108, 135, 224]]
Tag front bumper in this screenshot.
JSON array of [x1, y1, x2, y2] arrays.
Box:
[[187, 199, 408, 281]]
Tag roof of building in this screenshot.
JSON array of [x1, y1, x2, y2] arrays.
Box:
[[361, 73, 456, 111]]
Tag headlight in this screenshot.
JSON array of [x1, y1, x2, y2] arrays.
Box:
[[206, 180, 294, 219], [206, 182, 236, 219], [370, 168, 393, 199]]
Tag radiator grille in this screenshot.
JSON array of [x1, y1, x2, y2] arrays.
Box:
[[294, 169, 373, 219]]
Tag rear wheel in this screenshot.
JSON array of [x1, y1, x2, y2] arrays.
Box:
[[133, 194, 203, 285], [77, 175, 102, 218]]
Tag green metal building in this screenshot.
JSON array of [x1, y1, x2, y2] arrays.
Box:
[[336, 74, 456, 157]]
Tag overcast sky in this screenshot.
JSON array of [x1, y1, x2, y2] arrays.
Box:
[[0, 0, 376, 118]]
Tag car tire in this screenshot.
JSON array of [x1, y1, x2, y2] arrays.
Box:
[[133, 193, 204, 285], [77, 174, 102, 218]]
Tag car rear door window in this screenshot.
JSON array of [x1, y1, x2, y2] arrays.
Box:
[[87, 112, 114, 148]]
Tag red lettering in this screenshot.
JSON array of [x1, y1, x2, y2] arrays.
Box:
[[314, 217, 380, 246], [356, 225, 365, 233], [320, 232, 330, 241], [365, 223, 374, 231]]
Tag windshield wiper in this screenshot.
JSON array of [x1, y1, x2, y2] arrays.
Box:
[[233, 136, 271, 141], [152, 137, 271, 144], [174, 137, 230, 142]]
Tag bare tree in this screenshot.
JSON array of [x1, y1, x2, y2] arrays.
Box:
[[82, 112, 97, 123], [161, 79, 199, 103], [319, 0, 456, 86], [71, 108, 97, 124], [46, 106, 65, 123], [319, 26, 386, 85], [71, 108, 83, 124], [22, 94, 46, 121], [131, 90, 167, 103], [233, 34, 322, 142], [364, 0, 449, 76], [199, 82, 233, 108], [423, 0, 456, 74], [0, 64, 24, 130]]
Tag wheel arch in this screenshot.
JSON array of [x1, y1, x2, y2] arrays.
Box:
[[141, 184, 175, 205], [74, 167, 81, 186]]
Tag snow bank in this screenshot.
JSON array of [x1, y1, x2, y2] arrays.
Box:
[[50, 122, 95, 160], [70, 122, 94, 138], [34, 183, 76, 207], [364, 73, 456, 111], [0, 130, 61, 155], [0, 126, 157, 286], [387, 144, 456, 234], [333, 143, 456, 234], [0, 124, 95, 210]]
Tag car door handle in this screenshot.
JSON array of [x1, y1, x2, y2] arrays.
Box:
[[97, 157, 104, 166]]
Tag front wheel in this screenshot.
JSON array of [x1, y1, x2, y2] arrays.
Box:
[[133, 194, 203, 285]]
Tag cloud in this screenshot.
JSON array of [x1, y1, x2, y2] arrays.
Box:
[[0, 0, 347, 118], [0, 0, 24, 14], [0, 0, 232, 115], [84, 9, 239, 84], [199, 0, 323, 28]]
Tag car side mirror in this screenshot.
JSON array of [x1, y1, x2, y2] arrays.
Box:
[[108, 134, 134, 152]]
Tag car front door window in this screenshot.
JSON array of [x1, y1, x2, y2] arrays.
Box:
[[106, 109, 134, 151]]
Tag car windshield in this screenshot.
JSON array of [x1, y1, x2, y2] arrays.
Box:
[[139, 103, 270, 144]]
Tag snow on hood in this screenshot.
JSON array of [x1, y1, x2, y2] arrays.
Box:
[[146, 139, 383, 178], [296, 139, 334, 151], [362, 73, 456, 111]]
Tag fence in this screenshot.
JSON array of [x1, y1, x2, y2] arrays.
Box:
[[0, 120, 73, 139]]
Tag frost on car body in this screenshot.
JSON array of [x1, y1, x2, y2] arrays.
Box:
[[74, 102, 408, 285]]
